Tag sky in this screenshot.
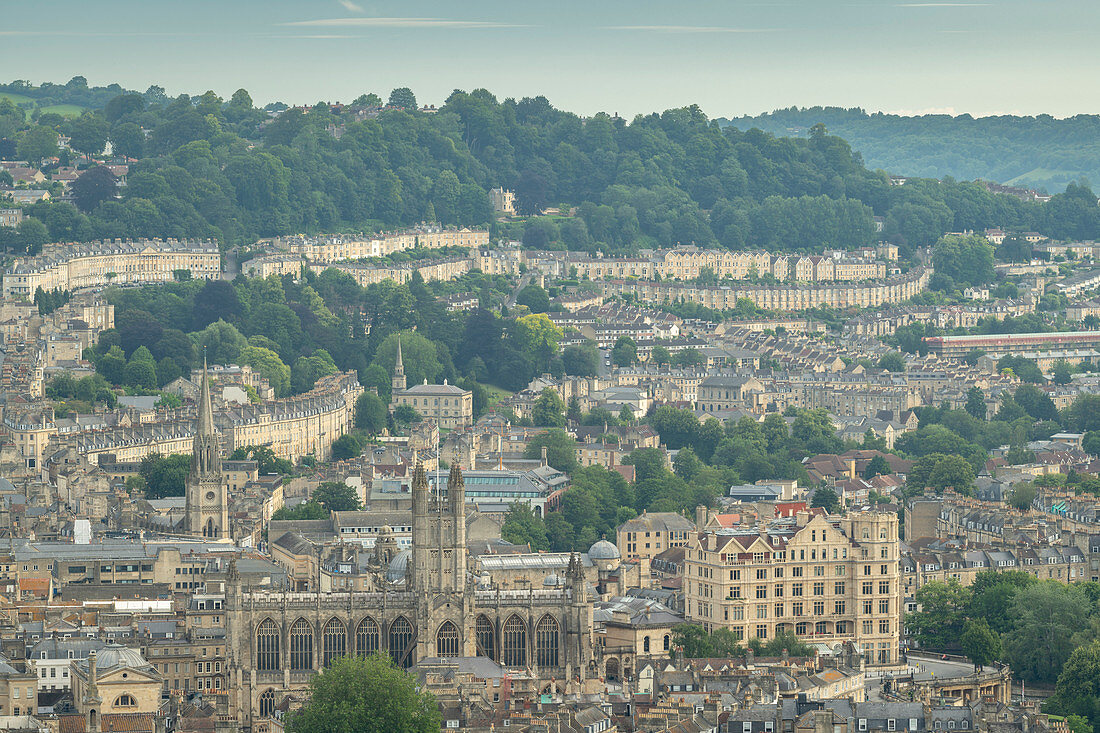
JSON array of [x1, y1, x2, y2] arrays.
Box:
[[1, 0, 1097, 119]]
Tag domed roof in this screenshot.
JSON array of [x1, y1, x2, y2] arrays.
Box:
[[386, 549, 411, 582], [84, 644, 151, 673], [588, 539, 620, 560]]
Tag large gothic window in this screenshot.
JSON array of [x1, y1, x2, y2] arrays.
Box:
[[289, 619, 313, 671], [389, 616, 415, 668], [322, 618, 346, 666], [256, 619, 280, 671], [356, 617, 380, 656], [535, 615, 560, 668], [436, 621, 460, 658], [502, 615, 527, 667], [259, 689, 276, 717], [475, 615, 496, 660]]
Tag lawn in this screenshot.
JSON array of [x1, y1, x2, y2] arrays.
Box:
[[0, 92, 34, 105], [38, 104, 85, 118], [483, 384, 513, 408]]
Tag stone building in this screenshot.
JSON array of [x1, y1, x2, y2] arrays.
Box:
[[223, 461, 595, 727], [388, 340, 472, 430], [683, 510, 902, 666]]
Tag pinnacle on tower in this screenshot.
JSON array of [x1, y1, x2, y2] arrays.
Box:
[[198, 353, 215, 438], [412, 457, 428, 491]]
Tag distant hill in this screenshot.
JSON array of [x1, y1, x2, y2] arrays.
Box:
[[718, 107, 1100, 193]]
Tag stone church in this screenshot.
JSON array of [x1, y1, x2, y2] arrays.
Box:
[[183, 358, 229, 538], [222, 460, 596, 726]]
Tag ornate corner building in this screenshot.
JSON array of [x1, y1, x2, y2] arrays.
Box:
[[222, 461, 595, 726]]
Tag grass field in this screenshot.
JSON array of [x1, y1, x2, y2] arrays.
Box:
[[483, 384, 513, 408], [0, 93, 86, 120], [38, 104, 85, 118], [0, 92, 34, 105]]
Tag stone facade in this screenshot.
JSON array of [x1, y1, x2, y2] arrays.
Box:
[[2, 240, 220, 297], [223, 462, 595, 726]]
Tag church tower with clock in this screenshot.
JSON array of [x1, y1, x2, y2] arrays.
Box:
[[185, 358, 229, 539]]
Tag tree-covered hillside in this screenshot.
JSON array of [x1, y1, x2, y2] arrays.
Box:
[[719, 107, 1100, 192], [3, 82, 1100, 256]]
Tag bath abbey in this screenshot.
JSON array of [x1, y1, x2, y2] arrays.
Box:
[[223, 459, 596, 727]]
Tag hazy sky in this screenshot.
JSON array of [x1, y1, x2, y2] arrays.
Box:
[[1, 0, 1096, 118]]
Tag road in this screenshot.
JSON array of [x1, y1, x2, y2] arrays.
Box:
[[505, 271, 535, 309]]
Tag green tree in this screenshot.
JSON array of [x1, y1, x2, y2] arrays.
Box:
[[240, 345, 291, 397], [969, 570, 1037, 633], [16, 125, 59, 165], [960, 618, 1002, 671], [524, 430, 578, 473], [1050, 642, 1100, 733], [68, 113, 109, 156], [877, 352, 906, 373], [513, 314, 562, 370], [287, 653, 441, 733], [651, 345, 671, 366], [272, 501, 328, 521], [292, 349, 338, 393], [194, 320, 248, 365], [965, 387, 987, 420], [906, 578, 971, 650], [393, 404, 421, 426], [811, 487, 841, 514], [932, 233, 995, 288], [515, 284, 550, 313], [387, 88, 417, 110], [501, 502, 549, 551], [863, 454, 891, 480], [123, 359, 157, 389], [374, 331, 444, 389], [562, 343, 600, 377], [619, 404, 635, 424], [611, 336, 638, 366], [331, 433, 364, 460], [355, 392, 387, 434], [71, 166, 118, 212], [532, 388, 566, 427], [1008, 482, 1037, 511], [313, 481, 361, 512], [139, 453, 191, 499], [1005, 581, 1091, 683]]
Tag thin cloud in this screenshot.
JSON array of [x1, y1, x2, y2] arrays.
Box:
[[282, 17, 528, 29], [897, 3, 990, 6], [337, 0, 364, 12], [607, 25, 778, 33]]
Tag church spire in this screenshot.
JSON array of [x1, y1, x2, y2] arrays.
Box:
[[198, 353, 215, 438], [392, 337, 407, 393]]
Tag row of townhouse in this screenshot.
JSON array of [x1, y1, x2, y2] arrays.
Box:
[[901, 543, 1090, 599], [2, 239, 221, 297], [599, 268, 930, 312], [275, 226, 488, 263], [476, 246, 891, 284], [39, 371, 362, 467]]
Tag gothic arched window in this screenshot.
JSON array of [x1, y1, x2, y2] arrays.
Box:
[[356, 617, 380, 656], [259, 689, 276, 717], [475, 615, 495, 660], [436, 621, 460, 658], [389, 616, 415, 668], [289, 618, 313, 671], [535, 615, 559, 668], [256, 619, 280, 671], [502, 615, 527, 667], [322, 618, 346, 666]]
